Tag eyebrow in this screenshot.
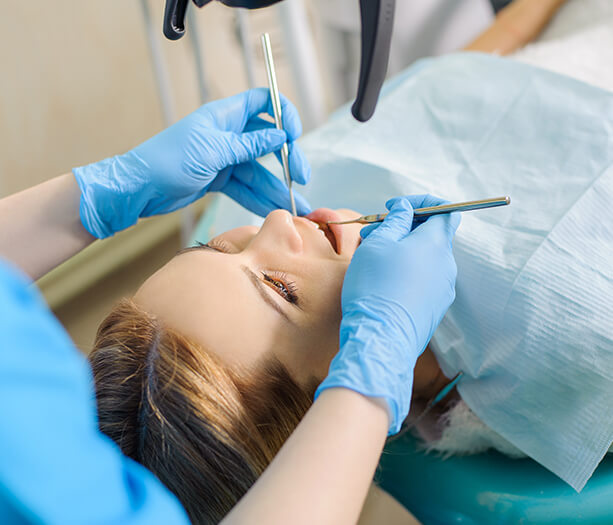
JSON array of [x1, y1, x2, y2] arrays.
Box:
[[241, 265, 292, 324]]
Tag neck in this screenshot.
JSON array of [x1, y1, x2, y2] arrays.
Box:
[[412, 346, 447, 402]]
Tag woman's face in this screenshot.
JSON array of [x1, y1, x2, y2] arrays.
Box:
[[134, 208, 364, 385]]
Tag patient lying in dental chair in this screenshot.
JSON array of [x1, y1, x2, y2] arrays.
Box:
[[88, 2, 612, 523]]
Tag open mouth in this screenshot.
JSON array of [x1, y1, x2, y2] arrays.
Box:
[[305, 209, 342, 254], [319, 224, 338, 253]]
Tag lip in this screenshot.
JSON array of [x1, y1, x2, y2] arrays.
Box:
[[305, 208, 343, 255]]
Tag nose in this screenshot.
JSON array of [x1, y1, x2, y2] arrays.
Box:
[[254, 209, 303, 253]]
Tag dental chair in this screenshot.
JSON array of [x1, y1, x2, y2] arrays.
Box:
[[377, 433, 613, 524]]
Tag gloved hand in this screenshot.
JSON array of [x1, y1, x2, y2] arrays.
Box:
[[73, 88, 311, 238], [315, 195, 461, 434]]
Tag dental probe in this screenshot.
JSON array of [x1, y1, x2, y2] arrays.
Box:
[[326, 196, 511, 225], [261, 32, 297, 216]]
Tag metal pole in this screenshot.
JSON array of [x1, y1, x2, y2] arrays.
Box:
[[277, 0, 327, 130], [235, 11, 258, 89], [186, 5, 209, 103], [139, 0, 176, 126]]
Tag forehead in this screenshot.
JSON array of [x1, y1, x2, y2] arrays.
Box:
[[133, 250, 293, 370]]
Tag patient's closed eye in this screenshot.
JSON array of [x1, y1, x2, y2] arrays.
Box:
[[206, 239, 237, 254], [190, 241, 300, 306]]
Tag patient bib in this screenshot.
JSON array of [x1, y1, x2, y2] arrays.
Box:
[[209, 53, 613, 491]]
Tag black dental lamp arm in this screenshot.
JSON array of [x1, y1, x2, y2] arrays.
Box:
[[163, 0, 209, 40], [162, 0, 395, 122], [352, 0, 394, 121]]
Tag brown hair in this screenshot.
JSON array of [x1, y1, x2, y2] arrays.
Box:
[[89, 299, 317, 524]]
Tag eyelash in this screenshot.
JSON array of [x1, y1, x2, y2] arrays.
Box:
[[202, 239, 235, 253], [199, 241, 299, 305], [261, 271, 299, 305]]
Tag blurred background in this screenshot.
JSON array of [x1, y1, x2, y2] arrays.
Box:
[[0, 0, 506, 352]]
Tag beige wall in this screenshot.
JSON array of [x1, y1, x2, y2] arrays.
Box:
[[0, 1, 299, 198]]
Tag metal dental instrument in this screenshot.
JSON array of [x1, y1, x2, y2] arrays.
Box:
[[326, 196, 511, 225], [261, 32, 297, 216]]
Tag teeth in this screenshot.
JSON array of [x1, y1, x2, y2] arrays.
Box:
[[324, 228, 338, 254], [304, 218, 337, 253]]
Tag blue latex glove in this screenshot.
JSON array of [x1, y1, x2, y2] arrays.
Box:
[[315, 195, 461, 434], [74, 88, 311, 238]]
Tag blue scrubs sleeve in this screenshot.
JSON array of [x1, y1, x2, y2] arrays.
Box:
[[0, 260, 189, 524]]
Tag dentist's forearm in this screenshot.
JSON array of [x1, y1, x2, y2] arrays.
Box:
[[222, 388, 389, 525], [0, 173, 95, 280]]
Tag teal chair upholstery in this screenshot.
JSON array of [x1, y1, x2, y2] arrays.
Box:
[[377, 434, 613, 524]]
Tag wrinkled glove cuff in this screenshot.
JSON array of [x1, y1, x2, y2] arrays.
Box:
[[73, 152, 149, 239], [315, 306, 419, 435]]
